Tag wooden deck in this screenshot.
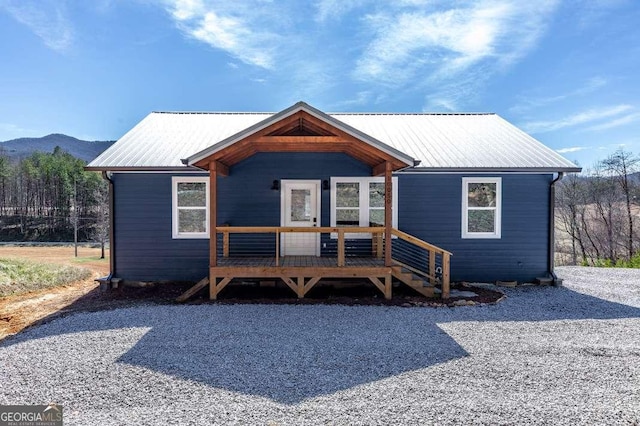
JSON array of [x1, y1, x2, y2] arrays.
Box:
[[174, 226, 452, 302], [210, 255, 392, 300]]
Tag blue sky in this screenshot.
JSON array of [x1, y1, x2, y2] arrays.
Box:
[[0, 0, 638, 169]]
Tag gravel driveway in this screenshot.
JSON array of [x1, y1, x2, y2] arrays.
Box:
[[1, 267, 639, 425]]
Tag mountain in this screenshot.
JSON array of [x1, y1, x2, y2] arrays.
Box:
[[0, 133, 114, 162]]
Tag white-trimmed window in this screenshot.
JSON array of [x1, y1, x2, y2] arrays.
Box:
[[330, 177, 398, 238], [172, 176, 209, 239], [462, 177, 501, 239]]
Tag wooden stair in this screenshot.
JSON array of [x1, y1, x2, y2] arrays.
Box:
[[391, 266, 434, 298]]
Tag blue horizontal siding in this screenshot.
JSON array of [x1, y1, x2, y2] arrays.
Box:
[[113, 172, 210, 281], [113, 158, 553, 284], [397, 173, 552, 283]]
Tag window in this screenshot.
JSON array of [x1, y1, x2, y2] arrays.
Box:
[[172, 176, 209, 239], [462, 177, 501, 239], [331, 177, 398, 238]]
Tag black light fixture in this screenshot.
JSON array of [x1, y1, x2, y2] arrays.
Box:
[[271, 179, 280, 190], [322, 179, 329, 190]]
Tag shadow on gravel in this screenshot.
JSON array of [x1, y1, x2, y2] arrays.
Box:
[[119, 306, 469, 404], [2, 285, 640, 404]]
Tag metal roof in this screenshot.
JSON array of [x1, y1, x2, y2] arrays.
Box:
[[87, 104, 580, 172]]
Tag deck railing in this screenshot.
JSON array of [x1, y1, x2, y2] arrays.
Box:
[[214, 226, 451, 296], [391, 229, 452, 298], [216, 226, 385, 266]]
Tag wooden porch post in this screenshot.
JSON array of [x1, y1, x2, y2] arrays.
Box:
[[209, 161, 217, 268], [384, 161, 392, 267], [209, 161, 217, 300]]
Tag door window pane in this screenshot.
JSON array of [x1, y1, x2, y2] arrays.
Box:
[[336, 183, 359, 207], [369, 209, 384, 227], [369, 182, 385, 207], [291, 189, 311, 221], [336, 209, 359, 226]]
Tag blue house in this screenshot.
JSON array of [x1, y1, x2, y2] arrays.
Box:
[[86, 102, 580, 300]]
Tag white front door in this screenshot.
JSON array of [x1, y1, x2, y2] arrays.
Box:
[[281, 180, 320, 256]]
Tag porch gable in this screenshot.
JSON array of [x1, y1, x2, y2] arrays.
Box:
[[185, 101, 415, 175]]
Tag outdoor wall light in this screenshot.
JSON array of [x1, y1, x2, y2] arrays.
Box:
[[322, 180, 330, 190], [271, 179, 280, 190]]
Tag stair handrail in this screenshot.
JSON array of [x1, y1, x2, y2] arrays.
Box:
[[391, 228, 451, 299]]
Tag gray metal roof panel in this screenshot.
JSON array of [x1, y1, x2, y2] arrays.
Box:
[[87, 108, 580, 172]]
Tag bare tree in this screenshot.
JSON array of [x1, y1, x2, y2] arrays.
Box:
[[556, 172, 589, 264], [600, 149, 639, 260], [587, 164, 622, 263]]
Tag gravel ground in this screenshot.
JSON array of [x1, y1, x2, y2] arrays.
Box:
[[1, 267, 639, 425]]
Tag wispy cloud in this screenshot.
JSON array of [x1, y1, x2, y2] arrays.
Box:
[[315, 0, 369, 23], [330, 91, 374, 108], [352, 0, 559, 109], [556, 146, 588, 154], [585, 111, 640, 131], [0, 0, 73, 52], [522, 104, 633, 133], [163, 0, 283, 69], [510, 77, 608, 114]]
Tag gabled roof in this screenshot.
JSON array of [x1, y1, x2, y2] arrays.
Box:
[[87, 102, 580, 173], [186, 102, 415, 171]]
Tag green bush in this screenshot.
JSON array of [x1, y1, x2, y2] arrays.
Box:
[[588, 252, 640, 268]]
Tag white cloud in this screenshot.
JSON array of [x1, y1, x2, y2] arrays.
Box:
[[556, 146, 588, 154], [331, 91, 374, 108], [315, 0, 369, 23], [585, 112, 640, 131], [354, 0, 559, 90], [1, 0, 73, 52], [522, 104, 634, 133], [163, 0, 282, 69]]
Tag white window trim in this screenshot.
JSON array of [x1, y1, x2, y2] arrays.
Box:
[[330, 176, 398, 239], [172, 176, 210, 239], [461, 177, 502, 239]]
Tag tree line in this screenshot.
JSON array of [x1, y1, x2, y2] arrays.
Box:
[[0, 146, 108, 246], [556, 149, 640, 266]]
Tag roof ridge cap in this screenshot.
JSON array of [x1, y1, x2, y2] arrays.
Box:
[[150, 111, 497, 116], [151, 111, 274, 115]]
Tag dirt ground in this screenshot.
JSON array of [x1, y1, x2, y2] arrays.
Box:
[[0, 246, 109, 339], [0, 246, 504, 340]]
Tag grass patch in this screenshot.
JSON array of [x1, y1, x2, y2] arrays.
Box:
[[0, 258, 92, 297]]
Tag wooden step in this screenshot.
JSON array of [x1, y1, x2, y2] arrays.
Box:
[[391, 267, 435, 298]]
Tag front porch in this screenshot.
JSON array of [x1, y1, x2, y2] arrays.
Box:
[[200, 226, 452, 300], [177, 103, 452, 302]]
